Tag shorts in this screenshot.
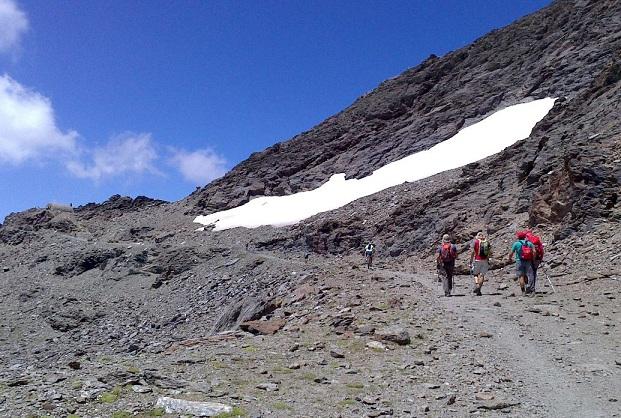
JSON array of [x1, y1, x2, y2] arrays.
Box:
[[472, 259, 489, 275], [515, 260, 534, 278], [365, 250, 373, 257]]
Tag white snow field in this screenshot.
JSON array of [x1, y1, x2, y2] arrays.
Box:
[[195, 98, 556, 231]]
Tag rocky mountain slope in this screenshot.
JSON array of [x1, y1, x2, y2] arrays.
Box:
[[0, 0, 619, 417]]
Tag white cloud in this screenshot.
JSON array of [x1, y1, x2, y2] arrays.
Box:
[[67, 133, 159, 181], [170, 148, 228, 185], [0, 74, 78, 164], [0, 0, 28, 55]]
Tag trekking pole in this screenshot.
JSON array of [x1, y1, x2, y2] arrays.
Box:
[[541, 263, 557, 294]]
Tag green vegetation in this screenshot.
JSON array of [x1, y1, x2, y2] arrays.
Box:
[[338, 398, 356, 407], [215, 406, 247, 417], [99, 386, 122, 403], [272, 401, 293, 411], [209, 359, 229, 370], [345, 382, 364, 389], [111, 412, 131, 418], [271, 365, 293, 374], [147, 407, 166, 416], [126, 365, 141, 374], [299, 372, 317, 382]]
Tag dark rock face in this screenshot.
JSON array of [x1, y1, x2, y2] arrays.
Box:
[[186, 0, 621, 218]]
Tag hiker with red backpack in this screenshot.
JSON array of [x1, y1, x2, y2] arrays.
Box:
[[508, 231, 537, 295], [470, 231, 491, 296], [436, 234, 458, 297], [525, 230, 544, 284]]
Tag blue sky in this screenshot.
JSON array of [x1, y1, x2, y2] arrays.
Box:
[[0, 0, 550, 221]]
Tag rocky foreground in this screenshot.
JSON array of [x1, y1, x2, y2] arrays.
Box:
[[0, 199, 619, 417]]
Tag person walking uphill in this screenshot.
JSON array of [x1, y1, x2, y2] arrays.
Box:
[[437, 234, 458, 297], [508, 231, 537, 295], [364, 242, 376, 269], [526, 230, 544, 283], [470, 232, 491, 296]]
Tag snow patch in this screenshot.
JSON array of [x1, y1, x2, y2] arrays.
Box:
[[195, 98, 556, 231]]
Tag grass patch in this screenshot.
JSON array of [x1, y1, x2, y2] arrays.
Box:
[[67, 415, 80, 418], [345, 382, 364, 389], [215, 406, 247, 417], [242, 345, 258, 353], [347, 340, 367, 352], [299, 372, 317, 382], [338, 398, 356, 407], [272, 401, 293, 411], [111, 412, 131, 418], [98, 356, 113, 364], [147, 407, 166, 417], [126, 365, 141, 374], [271, 366, 293, 374], [71, 380, 83, 389], [210, 359, 229, 370], [99, 386, 122, 403]]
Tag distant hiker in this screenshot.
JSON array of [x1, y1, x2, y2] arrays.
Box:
[[364, 242, 376, 269], [508, 231, 537, 295], [470, 232, 491, 296], [526, 230, 545, 285], [436, 234, 458, 297]]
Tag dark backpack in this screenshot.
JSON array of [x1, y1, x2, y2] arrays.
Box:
[[476, 239, 491, 258], [519, 240, 534, 261], [440, 243, 456, 262]]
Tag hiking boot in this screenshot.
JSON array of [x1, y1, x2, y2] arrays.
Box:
[[473, 286, 479, 294], [476, 288, 482, 296]]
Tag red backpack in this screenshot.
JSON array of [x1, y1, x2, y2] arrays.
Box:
[[519, 240, 534, 261], [440, 243, 457, 262], [526, 232, 544, 261]]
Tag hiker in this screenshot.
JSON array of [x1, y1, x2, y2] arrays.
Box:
[[436, 234, 458, 297], [508, 231, 537, 295], [364, 242, 376, 269], [526, 230, 544, 284], [470, 232, 491, 296]]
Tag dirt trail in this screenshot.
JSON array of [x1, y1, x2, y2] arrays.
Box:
[[247, 248, 620, 416], [375, 266, 619, 418]]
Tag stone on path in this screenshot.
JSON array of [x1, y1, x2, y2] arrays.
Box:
[[375, 326, 411, 345], [477, 401, 520, 410], [330, 347, 345, 358], [475, 393, 495, 401], [155, 397, 232, 416], [366, 341, 387, 350], [240, 319, 286, 335], [256, 382, 279, 391]]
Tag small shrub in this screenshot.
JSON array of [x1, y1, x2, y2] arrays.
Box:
[[338, 398, 356, 407], [272, 401, 293, 411], [148, 407, 166, 417], [215, 406, 247, 417], [99, 386, 122, 403], [126, 365, 140, 374]]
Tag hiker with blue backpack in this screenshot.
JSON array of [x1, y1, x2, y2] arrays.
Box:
[[436, 234, 458, 297], [508, 231, 538, 295], [470, 232, 491, 296]]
